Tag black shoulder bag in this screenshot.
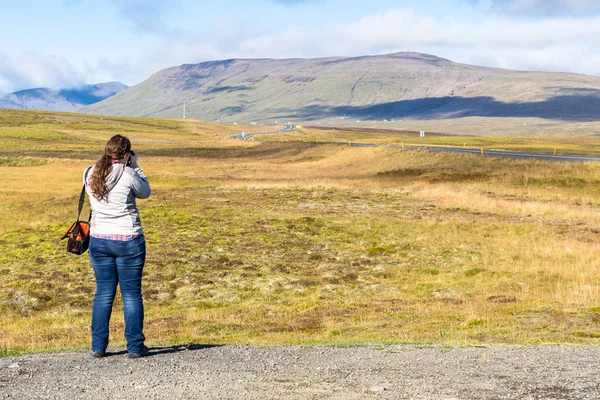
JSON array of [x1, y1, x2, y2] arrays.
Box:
[[61, 167, 92, 255]]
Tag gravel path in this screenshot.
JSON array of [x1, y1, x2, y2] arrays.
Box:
[[1, 345, 599, 399]]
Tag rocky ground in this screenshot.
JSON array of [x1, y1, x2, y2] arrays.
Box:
[[1, 344, 599, 399]]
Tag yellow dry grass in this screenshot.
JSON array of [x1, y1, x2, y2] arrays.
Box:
[[2, 109, 600, 355]]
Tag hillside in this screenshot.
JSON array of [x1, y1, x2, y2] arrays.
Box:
[[0, 82, 128, 112], [83, 52, 600, 122]]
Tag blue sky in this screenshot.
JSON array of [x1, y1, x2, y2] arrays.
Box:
[[1, 0, 600, 94]]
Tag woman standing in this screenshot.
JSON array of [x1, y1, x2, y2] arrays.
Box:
[[84, 134, 151, 358]]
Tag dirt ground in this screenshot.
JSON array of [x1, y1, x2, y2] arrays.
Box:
[[2, 344, 599, 399]]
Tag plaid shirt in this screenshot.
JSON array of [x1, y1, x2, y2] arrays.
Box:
[[91, 233, 140, 242]]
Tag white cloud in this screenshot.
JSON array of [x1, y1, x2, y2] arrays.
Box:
[[444, 44, 600, 77], [140, 8, 600, 78], [472, 0, 600, 15], [0, 52, 86, 94], [112, 0, 183, 35]]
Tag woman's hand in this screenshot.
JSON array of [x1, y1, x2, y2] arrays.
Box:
[[128, 151, 138, 168]]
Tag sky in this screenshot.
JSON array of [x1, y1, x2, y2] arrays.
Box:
[[1, 0, 600, 95]]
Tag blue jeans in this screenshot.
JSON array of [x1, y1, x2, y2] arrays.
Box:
[[89, 235, 146, 354]]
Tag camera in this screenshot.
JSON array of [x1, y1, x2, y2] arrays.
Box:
[[126, 150, 135, 167]]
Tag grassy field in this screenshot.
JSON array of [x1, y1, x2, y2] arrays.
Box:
[[312, 116, 600, 138], [2, 109, 600, 356], [263, 125, 600, 156]]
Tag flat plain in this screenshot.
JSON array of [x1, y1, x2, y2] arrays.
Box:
[[2, 109, 600, 356]]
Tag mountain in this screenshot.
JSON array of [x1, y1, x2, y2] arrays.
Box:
[[0, 82, 128, 112], [83, 53, 600, 122]]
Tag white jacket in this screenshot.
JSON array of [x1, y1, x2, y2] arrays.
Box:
[[83, 163, 151, 236]]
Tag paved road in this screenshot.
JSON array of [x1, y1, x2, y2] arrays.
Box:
[[398, 144, 600, 162], [2, 345, 599, 399], [320, 142, 600, 162], [229, 126, 600, 162], [228, 124, 297, 140]]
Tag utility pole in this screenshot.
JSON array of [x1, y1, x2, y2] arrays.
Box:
[[183, 101, 186, 119]]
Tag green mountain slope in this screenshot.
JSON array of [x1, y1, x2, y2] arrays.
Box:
[[83, 52, 600, 122]]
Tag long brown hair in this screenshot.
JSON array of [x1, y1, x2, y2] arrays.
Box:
[[90, 135, 131, 200]]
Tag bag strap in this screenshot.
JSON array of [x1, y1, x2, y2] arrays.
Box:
[[78, 167, 92, 222]]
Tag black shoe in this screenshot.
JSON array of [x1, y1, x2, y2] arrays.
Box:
[[91, 350, 105, 358], [127, 346, 149, 359]]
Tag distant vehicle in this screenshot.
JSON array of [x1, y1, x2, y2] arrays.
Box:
[[233, 122, 238, 125], [251, 122, 257, 125]]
